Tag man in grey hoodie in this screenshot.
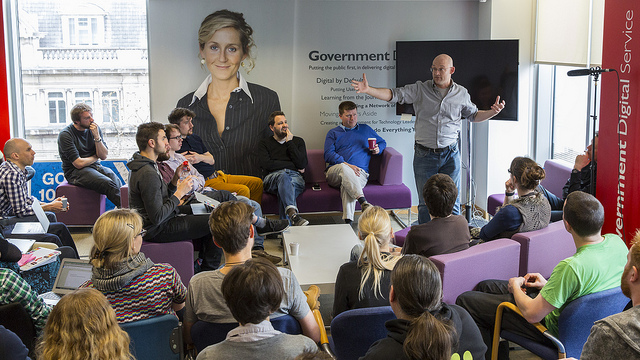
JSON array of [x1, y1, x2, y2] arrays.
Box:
[[576, 235, 640, 360], [127, 122, 221, 270]]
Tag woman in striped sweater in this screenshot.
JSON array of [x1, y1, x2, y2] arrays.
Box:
[[81, 208, 187, 323]]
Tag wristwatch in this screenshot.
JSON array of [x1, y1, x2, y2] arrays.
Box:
[[94, 137, 102, 142]]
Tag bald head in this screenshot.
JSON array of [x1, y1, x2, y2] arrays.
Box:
[[431, 54, 455, 89], [3, 138, 35, 168]]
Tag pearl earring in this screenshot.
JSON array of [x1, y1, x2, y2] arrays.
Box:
[[200, 58, 205, 65]]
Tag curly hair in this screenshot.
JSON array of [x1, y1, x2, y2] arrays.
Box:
[[36, 288, 132, 360]]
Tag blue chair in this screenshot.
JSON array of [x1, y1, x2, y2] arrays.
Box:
[[120, 314, 182, 360], [330, 306, 396, 360], [492, 287, 629, 359], [190, 314, 302, 352]]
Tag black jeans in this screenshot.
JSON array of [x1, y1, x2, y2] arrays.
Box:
[[67, 164, 122, 207]]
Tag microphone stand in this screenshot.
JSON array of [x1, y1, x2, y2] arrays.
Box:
[[588, 70, 599, 196]]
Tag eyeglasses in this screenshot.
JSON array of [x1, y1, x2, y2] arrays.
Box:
[[430, 67, 451, 73], [137, 229, 147, 238], [168, 135, 183, 141]]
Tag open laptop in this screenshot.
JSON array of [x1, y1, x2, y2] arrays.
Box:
[[193, 192, 221, 213], [39, 258, 93, 305], [11, 199, 50, 234]]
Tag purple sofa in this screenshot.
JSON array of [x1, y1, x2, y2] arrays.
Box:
[[487, 159, 572, 216], [55, 180, 106, 226], [140, 241, 194, 285], [430, 238, 521, 304], [260, 147, 411, 215]]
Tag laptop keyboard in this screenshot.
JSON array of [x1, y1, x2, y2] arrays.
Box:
[[40, 292, 61, 301]]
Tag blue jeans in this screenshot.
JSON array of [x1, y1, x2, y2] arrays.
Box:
[[235, 195, 265, 249], [263, 169, 305, 219], [413, 142, 461, 224]]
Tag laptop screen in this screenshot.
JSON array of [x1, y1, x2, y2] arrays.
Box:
[[53, 260, 93, 292]]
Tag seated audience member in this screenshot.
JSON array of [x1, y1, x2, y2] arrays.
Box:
[[184, 201, 321, 345], [574, 231, 640, 360], [0, 325, 29, 360], [333, 206, 401, 317], [168, 107, 264, 203], [0, 138, 77, 254], [324, 101, 386, 224], [361, 255, 486, 360], [258, 111, 309, 226], [158, 123, 287, 264], [457, 191, 628, 360], [36, 288, 132, 360], [402, 174, 470, 257], [128, 122, 222, 270], [0, 268, 51, 335], [479, 156, 551, 241], [80, 209, 186, 323], [196, 258, 318, 360], [57, 103, 122, 207]]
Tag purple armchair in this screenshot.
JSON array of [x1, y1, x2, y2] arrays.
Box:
[[55, 180, 106, 226], [487, 159, 572, 216], [140, 241, 194, 285], [430, 239, 521, 304], [260, 147, 411, 216], [511, 220, 575, 278]]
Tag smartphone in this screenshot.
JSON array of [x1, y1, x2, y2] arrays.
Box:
[[312, 183, 321, 191], [61, 198, 68, 211]]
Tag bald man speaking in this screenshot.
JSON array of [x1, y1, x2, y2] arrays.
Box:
[[352, 54, 505, 224]]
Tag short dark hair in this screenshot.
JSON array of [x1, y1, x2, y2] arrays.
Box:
[[423, 174, 458, 218], [208, 201, 254, 254], [563, 191, 604, 237], [70, 103, 93, 123], [135, 122, 165, 152], [339, 101, 357, 115], [268, 111, 285, 127], [221, 258, 284, 325], [167, 108, 196, 125], [164, 123, 180, 137]]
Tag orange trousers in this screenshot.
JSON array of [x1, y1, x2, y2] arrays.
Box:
[[204, 171, 263, 204]]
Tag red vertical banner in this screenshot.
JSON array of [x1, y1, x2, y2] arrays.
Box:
[[599, 1, 640, 245], [0, 10, 11, 147]]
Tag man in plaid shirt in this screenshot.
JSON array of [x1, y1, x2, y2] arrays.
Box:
[[0, 268, 51, 332], [0, 138, 78, 253]]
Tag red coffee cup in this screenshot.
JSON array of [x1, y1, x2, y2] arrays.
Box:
[[368, 138, 376, 150]]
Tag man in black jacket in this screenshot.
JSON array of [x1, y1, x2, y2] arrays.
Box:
[[257, 111, 309, 226]]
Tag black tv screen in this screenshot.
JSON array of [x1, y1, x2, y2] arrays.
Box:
[[395, 40, 519, 121]]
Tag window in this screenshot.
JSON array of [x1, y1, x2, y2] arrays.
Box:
[[102, 91, 119, 123], [9, 0, 150, 160], [48, 92, 66, 124], [74, 91, 92, 107], [65, 16, 103, 46]]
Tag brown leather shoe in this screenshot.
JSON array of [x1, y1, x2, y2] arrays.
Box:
[[251, 249, 282, 265]]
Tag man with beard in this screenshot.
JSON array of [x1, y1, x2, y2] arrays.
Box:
[[127, 122, 221, 271], [257, 111, 309, 226], [577, 233, 640, 360], [57, 103, 122, 207], [456, 192, 628, 359]]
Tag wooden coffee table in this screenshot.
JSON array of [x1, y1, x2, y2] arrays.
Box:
[[283, 224, 360, 294]]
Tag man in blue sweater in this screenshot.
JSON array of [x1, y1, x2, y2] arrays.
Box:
[[324, 101, 386, 223]]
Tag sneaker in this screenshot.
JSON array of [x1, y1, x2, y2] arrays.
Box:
[[361, 201, 372, 213], [291, 214, 309, 227], [256, 218, 290, 236], [251, 249, 282, 265]]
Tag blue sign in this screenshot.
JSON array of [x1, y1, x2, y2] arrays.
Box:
[[30, 161, 128, 211]]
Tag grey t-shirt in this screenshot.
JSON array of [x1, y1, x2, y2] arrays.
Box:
[[184, 267, 310, 324], [57, 123, 106, 178], [195, 333, 317, 360]]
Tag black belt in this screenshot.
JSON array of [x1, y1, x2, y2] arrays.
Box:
[[415, 142, 454, 153]]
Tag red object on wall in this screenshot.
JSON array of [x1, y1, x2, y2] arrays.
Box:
[[0, 11, 11, 147], [598, 2, 640, 245]]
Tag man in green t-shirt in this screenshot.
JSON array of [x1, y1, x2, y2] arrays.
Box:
[[456, 191, 629, 360]]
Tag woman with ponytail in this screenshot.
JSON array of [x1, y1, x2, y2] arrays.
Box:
[[80, 209, 187, 323], [480, 156, 551, 241], [361, 255, 486, 360], [333, 206, 401, 317]]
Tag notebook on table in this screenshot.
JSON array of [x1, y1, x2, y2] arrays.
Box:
[[11, 199, 50, 234], [38, 258, 93, 306]]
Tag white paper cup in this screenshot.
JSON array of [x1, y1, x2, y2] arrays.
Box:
[[289, 242, 300, 256]]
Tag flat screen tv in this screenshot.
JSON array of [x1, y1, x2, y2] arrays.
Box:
[[395, 40, 519, 121]]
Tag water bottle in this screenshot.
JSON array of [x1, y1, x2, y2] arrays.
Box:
[[180, 160, 193, 194]]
